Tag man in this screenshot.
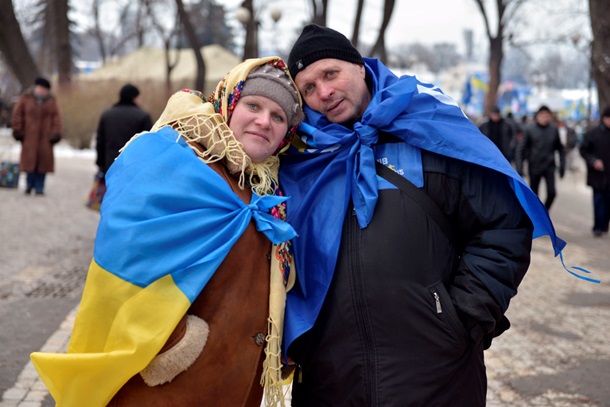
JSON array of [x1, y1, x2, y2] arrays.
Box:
[[96, 84, 152, 174], [279, 25, 568, 406], [478, 106, 515, 162], [516, 105, 566, 210], [11, 77, 62, 195], [580, 106, 610, 237]]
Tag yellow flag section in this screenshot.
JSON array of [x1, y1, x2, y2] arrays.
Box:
[[31, 260, 190, 407]]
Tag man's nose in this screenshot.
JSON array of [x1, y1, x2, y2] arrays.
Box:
[[317, 83, 334, 100]]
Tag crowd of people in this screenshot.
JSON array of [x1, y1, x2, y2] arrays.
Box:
[[5, 24, 607, 406]]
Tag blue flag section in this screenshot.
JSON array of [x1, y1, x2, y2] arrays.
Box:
[[279, 58, 599, 357]]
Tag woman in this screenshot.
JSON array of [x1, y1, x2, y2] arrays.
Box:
[[30, 57, 303, 407], [11, 77, 62, 195]]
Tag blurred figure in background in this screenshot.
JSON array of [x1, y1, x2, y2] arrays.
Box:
[[580, 106, 610, 237], [516, 105, 565, 210], [11, 77, 62, 195], [505, 111, 523, 164], [96, 84, 152, 174], [557, 119, 579, 172], [478, 106, 515, 162]]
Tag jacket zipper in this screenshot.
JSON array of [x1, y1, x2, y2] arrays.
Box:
[[433, 290, 443, 313], [348, 207, 375, 405]]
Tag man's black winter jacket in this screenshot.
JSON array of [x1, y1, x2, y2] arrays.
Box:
[[290, 149, 533, 407]]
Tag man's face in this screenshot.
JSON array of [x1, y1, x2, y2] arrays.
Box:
[[536, 110, 552, 126], [294, 58, 371, 124], [602, 116, 610, 129], [33, 85, 49, 98]]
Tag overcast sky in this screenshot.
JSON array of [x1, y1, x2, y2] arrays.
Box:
[[14, 0, 588, 60], [221, 0, 589, 59], [222, 0, 485, 55]]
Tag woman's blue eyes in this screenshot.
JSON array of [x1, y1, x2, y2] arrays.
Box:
[[247, 103, 284, 123]]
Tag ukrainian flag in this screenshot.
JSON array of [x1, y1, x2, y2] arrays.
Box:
[[30, 126, 295, 406], [471, 73, 489, 93]]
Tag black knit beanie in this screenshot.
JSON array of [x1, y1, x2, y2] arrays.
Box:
[[288, 24, 364, 79], [34, 77, 51, 90]]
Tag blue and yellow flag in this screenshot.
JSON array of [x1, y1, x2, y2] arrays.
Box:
[[31, 126, 295, 406]]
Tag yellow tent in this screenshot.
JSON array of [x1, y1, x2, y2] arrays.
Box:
[[79, 44, 241, 94]]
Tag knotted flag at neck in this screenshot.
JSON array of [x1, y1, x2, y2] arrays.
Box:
[[279, 57, 599, 356]]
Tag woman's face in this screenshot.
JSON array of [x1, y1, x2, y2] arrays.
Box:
[[229, 95, 288, 163]]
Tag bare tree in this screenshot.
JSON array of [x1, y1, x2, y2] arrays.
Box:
[[368, 0, 395, 64], [90, 0, 151, 63], [51, 0, 73, 87], [239, 0, 258, 59], [310, 0, 328, 26], [175, 0, 205, 91], [144, 0, 181, 96], [91, 0, 108, 63], [0, 0, 40, 89], [589, 0, 610, 110], [473, 0, 526, 116], [351, 0, 364, 48]]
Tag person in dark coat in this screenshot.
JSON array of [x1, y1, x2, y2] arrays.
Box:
[[580, 106, 610, 237], [516, 105, 566, 210], [11, 77, 62, 195], [278, 25, 570, 406], [96, 84, 152, 174], [478, 105, 515, 162]]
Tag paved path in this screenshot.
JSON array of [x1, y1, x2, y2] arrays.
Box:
[[1, 131, 609, 406]]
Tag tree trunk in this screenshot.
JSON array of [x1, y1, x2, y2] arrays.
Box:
[[310, 0, 328, 26], [144, 0, 180, 97], [472, 0, 520, 117], [368, 0, 395, 64], [485, 36, 503, 116], [589, 0, 610, 111], [0, 0, 40, 90], [241, 0, 257, 60], [52, 0, 72, 87], [351, 0, 365, 48], [39, 1, 56, 76], [175, 0, 205, 91], [92, 0, 107, 64]]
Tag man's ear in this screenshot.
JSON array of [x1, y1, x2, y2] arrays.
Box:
[[358, 64, 366, 79]]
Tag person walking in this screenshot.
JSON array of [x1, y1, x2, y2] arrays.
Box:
[[11, 77, 62, 195], [516, 105, 566, 210], [279, 24, 569, 406], [478, 106, 515, 162], [580, 106, 610, 237], [30, 57, 303, 407], [95, 84, 152, 174]]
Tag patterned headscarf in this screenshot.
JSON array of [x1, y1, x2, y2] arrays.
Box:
[[151, 57, 303, 198], [209, 56, 303, 157]]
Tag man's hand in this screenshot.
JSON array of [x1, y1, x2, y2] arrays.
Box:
[[593, 159, 605, 172]]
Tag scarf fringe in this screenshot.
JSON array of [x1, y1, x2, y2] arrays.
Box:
[[261, 317, 286, 407]]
